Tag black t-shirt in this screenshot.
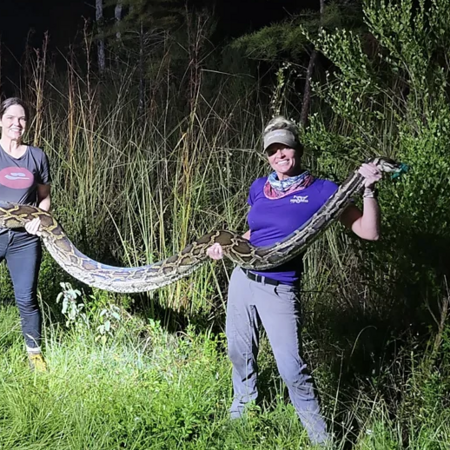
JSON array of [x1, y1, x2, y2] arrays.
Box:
[[0, 145, 51, 233], [0, 145, 51, 205]]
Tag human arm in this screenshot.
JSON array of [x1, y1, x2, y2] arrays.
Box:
[[339, 162, 381, 241], [37, 183, 51, 212], [25, 184, 51, 235]]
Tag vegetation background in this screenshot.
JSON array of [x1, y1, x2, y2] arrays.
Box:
[[0, 0, 450, 448]]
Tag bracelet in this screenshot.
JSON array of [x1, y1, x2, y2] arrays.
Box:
[[363, 187, 377, 199]]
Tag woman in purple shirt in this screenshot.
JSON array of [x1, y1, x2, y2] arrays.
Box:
[[207, 116, 381, 446]]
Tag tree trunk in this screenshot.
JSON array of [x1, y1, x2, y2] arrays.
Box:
[[300, 50, 317, 128], [300, 0, 325, 128], [138, 21, 145, 118], [96, 0, 106, 73], [115, 1, 123, 43]]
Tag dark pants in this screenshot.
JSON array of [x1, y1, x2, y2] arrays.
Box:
[[226, 267, 329, 445], [0, 230, 42, 349]]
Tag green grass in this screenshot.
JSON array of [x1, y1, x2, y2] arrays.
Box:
[[0, 305, 308, 450], [2, 2, 450, 447], [1, 304, 449, 450]]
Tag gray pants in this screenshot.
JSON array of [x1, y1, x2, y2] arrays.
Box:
[[226, 267, 329, 445]]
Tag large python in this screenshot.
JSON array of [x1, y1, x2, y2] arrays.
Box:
[[0, 157, 404, 293]]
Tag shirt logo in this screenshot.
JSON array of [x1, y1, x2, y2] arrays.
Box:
[[0, 167, 34, 189], [6, 172, 30, 181], [290, 195, 309, 204]]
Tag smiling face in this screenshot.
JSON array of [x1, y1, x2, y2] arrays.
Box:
[[266, 143, 302, 180], [0, 104, 27, 143]]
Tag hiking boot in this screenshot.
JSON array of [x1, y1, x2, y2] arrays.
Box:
[[28, 352, 47, 372]]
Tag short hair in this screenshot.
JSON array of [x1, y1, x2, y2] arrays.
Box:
[[0, 97, 29, 121]]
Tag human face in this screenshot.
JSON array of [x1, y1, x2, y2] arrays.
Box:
[[266, 143, 302, 180], [0, 105, 27, 142]]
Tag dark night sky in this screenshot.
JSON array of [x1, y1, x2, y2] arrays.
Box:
[[0, 0, 316, 93], [1, 0, 93, 56], [1, 0, 93, 92]]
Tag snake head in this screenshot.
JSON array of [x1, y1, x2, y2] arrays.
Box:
[[368, 157, 408, 179]]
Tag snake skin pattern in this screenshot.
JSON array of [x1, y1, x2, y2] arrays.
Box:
[[0, 158, 402, 293]]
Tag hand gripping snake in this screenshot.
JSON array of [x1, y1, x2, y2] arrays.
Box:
[[0, 158, 405, 293]]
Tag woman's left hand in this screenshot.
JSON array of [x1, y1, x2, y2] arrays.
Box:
[[358, 162, 382, 189], [25, 217, 42, 236]]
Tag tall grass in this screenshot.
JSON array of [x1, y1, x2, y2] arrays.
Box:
[[1, 304, 450, 449], [19, 30, 270, 318], [1, 2, 450, 447]]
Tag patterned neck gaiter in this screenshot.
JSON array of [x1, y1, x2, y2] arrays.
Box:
[[264, 170, 315, 199]]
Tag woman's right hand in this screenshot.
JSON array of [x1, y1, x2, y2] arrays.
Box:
[[206, 243, 224, 260], [25, 217, 42, 236]]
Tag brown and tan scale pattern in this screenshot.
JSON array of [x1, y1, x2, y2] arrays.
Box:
[[0, 158, 401, 293]]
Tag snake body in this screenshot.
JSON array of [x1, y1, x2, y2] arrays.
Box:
[[0, 158, 402, 293]]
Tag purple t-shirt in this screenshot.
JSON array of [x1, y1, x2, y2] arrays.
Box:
[[247, 177, 338, 285]]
